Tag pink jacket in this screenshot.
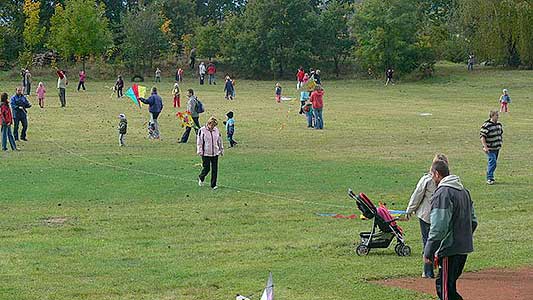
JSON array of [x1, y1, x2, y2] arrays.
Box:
[[197, 126, 224, 157], [36, 86, 46, 99]]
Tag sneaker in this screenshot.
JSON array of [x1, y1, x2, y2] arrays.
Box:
[[21, 138, 28, 141], [212, 186, 218, 190], [487, 179, 495, 185], [198, 178, 204, 187]]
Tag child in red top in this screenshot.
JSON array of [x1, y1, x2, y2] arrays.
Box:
[[296, 67, 305, 89], [1, 93, 17, 151]]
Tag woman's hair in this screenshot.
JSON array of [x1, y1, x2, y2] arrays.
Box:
[[188, 88, 194, 95], [207, 116, 218, 127], [433, 153, 449, 165], [1, 93, 8, 103]]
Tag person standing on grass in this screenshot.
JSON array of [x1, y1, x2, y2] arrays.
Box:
[[118, 113, 127, 147], [406, 154, 449, 279], [385, 68, 394, 86], [24, 69, 32, 95], [224, 75, 234, 100], [78, 70, 86, 91], [275, 82, 282, 103], [36, 82, 46, 108], [172, 82, 181, 108], [467, 54, 475, 71], [139, 87, 163, 139], [198, 62, 206, 85], [57, 69, 68, 107], [480, 110, 503, 185], [179, 89, 202, 143], [207, 61, 217, 85], [309, 85, 324, 129], [296, 67, 305, 89], [197, 116, 223, 190], [155, 68, 162, 82], [1, 93, 18, 151], [10, 87, 31, 142], [115, 75, 124, 98], [499, 89, 511, 113], [424, 159, 477, 300], [189, 47, 196, 70]]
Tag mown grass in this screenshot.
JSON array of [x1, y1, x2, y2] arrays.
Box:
[[1, 63, 532, 300]]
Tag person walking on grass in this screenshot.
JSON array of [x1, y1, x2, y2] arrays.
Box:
[[24, 69, 32, 96], [139, 87, 163, 140], [224, 75, 235, 100], [118, 114, 127, 147], [1, 93, 18, 151], [499, 89, 511, 113], [115, 75, 124, 98], [406, 153, 449, 279], [78, 70, 86, 91], [309, 85, 324, 129], [36, 82, 46, 108], [197, 116, 224, 190], [179, 89, 202, 143], [480, 110, 503, 185], [57, 69, 68, 107], [385, 68, 394, 86], [155, 68, 162, 82], [172, 82, 181, 108], [198, 62, 206, 85], [424, 159, 477, 300], [10, 87, 31, 142], [207, 61, 217, 85]]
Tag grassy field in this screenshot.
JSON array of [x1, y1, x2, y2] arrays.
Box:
[[1, 63, 532, 300]]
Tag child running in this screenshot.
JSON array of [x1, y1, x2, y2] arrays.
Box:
[[223, 111, 238, 147], [499, 89, 511, 113], [172, 82, 181, 108], [275, 83, 282, 103], [36, 82, 46, 108], [118, 114, 127, 146]]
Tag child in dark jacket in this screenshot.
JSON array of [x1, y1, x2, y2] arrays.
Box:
[[115, 75, 124, 98], [224, 76, 234, 100], [118, 114, 127, 146], [223, 111, 237, 147]]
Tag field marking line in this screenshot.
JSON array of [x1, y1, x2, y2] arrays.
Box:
[[48, 139, 351, 210]]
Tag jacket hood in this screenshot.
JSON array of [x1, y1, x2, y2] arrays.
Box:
[[314, 90, 324, 96], [438, 174, 464, 191]]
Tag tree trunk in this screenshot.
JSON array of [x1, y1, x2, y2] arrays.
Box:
[[334, 57, 340, 78]]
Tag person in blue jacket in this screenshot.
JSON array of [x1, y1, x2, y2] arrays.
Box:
[[139, 87, 163, 139], [10, 87, 32, 141]]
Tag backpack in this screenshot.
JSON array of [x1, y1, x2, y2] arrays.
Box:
[[195, 97, 205, 113]]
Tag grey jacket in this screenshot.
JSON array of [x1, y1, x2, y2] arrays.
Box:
[[187, 96, 199, 118], [406, 173, 435, 223]]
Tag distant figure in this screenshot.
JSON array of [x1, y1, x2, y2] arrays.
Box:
[[56, 69, 68, 107], [24, 69, 32, 95], [275, 82, 282, 103], [1, 93, 18, 151], [118, 113, 127, 147], [207, 61, 217, 85], [78, 70, 86, 91], [224, 76, 234, 100], [467, 54, 475, 71], [172, 82, 181, 108], [296, 67, 305, 89], [480, 110, 503, 185], [499, 89, 511, 113], [309, 85, 324, 129], [314, 69, 322, 85], [115, 75, 124, 98], [189, 48, 196, 70], [36, 82, 46, 108], [224, 111, 237, 147], [198, 62, 206, 85], [176, 67, 184, 82], [155, 68, 161, 82], [385, 68, 394, 86]]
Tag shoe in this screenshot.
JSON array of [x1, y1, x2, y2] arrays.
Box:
[[212, 186, 218, 190], [487, 179, 495, 185], [21, 138, 28, 141], [198, 178, 204, 187], [178, 141, 185, 143]]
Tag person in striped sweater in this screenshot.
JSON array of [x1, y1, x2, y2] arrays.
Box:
[[480, 110, 503, 185]]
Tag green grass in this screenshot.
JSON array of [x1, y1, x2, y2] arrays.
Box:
[[1, 63, 532, 300]]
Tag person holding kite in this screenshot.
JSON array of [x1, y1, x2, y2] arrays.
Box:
[[179, 89, 202, 143], [139, 87, 164, 139]]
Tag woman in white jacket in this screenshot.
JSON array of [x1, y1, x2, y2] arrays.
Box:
[[406, 153, 448, 278], [197, 116, 224, 190]]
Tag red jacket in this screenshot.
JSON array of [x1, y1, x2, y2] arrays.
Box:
[[297, 70, 305, 81], [207, 64, 216, 75], [310, 90, 324, 109], [1, 103, 13, 126]]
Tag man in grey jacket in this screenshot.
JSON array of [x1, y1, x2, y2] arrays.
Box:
[[424, 160, 478, 300], [179, 89, 201, 143]]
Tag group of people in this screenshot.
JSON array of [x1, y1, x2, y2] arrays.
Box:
[[291, 67, 325, 129], [0, 87, 32, 151]]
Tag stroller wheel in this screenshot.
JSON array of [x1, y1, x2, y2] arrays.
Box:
[[394, 243, 402, 256], [356, 244, 370, 256], [400, 245, 411, 256]]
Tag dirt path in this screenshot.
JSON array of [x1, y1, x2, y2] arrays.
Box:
[[377, 267, 533, 300]]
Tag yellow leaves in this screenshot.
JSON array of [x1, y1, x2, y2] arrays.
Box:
[[161, 19, 172, 34]]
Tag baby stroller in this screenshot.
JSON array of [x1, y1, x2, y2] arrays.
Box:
[[348, 189, 411, 256]]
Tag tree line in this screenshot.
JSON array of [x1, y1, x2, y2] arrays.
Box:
[[0, 0, 532, 78]]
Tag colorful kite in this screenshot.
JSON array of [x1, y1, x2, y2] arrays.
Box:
[[176, 111, 196, 128], [125, 84, 146, 109]]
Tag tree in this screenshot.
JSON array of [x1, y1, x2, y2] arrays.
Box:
[[315, 0, 355, 76], [458, 0, 533, 67], [352, 0, 435, 75], [194, 22, 223, 60], [0, 0, 25, 63], [122, 3, 168, 75], [21, 0, 46, 66], [160, 0, 198, 53], [48, 0, 113, 70]]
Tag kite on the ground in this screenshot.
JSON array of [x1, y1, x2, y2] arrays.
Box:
[[125, 84, 146, 109], [260, 272, 274, 300]]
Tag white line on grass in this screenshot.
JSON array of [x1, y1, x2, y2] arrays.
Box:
[[50, 140, 351, 210]]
